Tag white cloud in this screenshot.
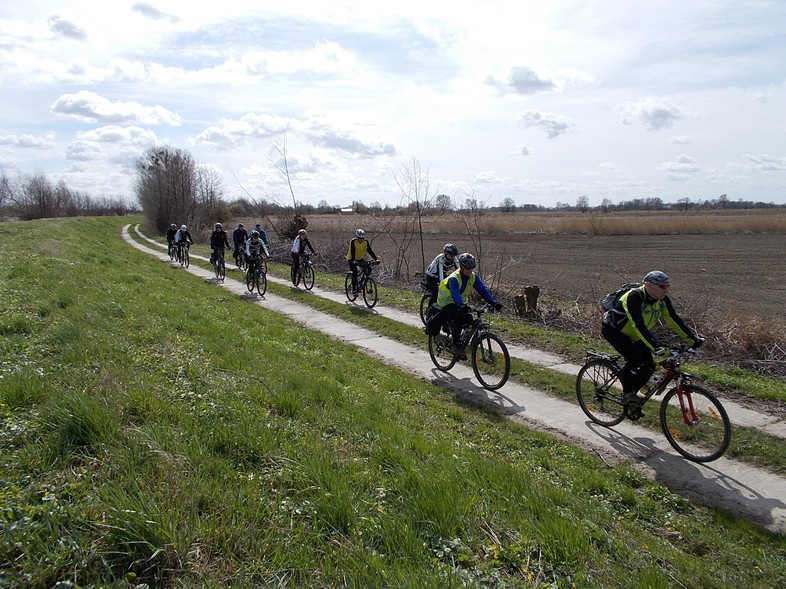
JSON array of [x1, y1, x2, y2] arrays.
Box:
[[50, 91, 182, 125], [66, 140, 103, 161], [742, 153, 786, 171], [485, 66, 556, 95], [0, 132, 55, 149], [518, 110, 576, 138], [618, 98, 683, 130], [658, 155, 700, 173], [47, 16, 86, 41]]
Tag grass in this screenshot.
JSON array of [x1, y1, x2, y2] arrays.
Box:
[[2, 216, 786, 588]]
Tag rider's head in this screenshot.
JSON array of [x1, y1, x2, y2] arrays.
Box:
[[255, 224, 262, 231], [643, 270, 670, 300], [443, 243, 458, 258], [214, 222, 222, 230], [458, 253, 476, 272], [180, 225, 187, 231], [238, 223, 244, 228], [170, 223, 176, 229], [251, 230, 260, 240], [298, 229, 307, 237], [355, 229, 366, 239]]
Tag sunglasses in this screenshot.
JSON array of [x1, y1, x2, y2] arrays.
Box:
[[655, 283, 670, 289]]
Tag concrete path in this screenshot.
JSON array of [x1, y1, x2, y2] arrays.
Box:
[[126, 225, 786, 535]]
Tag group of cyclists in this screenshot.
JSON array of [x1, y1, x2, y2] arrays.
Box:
[[166, 222, 703, 418]]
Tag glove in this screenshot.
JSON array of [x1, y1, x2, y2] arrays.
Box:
[[493, 302, 503, 311], [692, 337, 705, 349], [654, 347, 668, 357]]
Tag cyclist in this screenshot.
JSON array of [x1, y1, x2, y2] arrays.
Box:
[[232, 223, 248, 266], [254, 223, 270, 250], [424, 243, 458, 307], [291, 229, 317, 282], [601, 270, 704, 419], [166, 223, 177, 252], [209, 222, 230, 267], [347, 229, 380, 294], [174, 224, 193, 258], [426, 253, 502, 356], [245, 230, 268, 276]]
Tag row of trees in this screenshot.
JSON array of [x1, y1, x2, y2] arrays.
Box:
[[0, 170, 133, 221]]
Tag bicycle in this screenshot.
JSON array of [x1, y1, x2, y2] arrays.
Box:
[[167, 240, 176, 261], [428, 305, 511, 391], [345, 260, 379, 308], [576, 346, 731, 462], [419, 279, 432, 326], [291, 251, 316, 290], [234, 245, 247, 271], [212, 248, 226, 281], [177, 242, 190, 268], [245, 255, 267, 296]]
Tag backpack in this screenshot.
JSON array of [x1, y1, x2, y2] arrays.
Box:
[[601, 282, 641, 312]]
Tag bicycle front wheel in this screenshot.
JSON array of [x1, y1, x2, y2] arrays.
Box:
[[428, 334, 457, 371], [660, 384, 731, 462], [246, 269, 254, 292], [363, 277, 378, 308], [303, 265, 315, 290], [255, 270, 267, 296], [471, 333, 510, 390], [218, 257, 225, 281], [576, 359, 626, 426], [345, 273, 357, 301], [168, 243, 175, 260], [420, 294, 430, 326], [183, 248, 190, 268]]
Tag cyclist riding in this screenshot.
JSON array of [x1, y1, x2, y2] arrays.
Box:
[[166, 223, 177, 251], [601, 270, 704, 419], [209, 222, 230, 266], [424, 243, 458, 307], [232, 223, 248, 266], [246, 230, 268, 263], [254, 223, 270, 251], [426, 253, 502, 356], [174, 224, 193, 256], [347, 229, 380, 294], [291, 229, 317, 280]]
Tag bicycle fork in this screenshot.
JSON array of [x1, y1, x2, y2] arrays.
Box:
[[674, 385, 700, 426]]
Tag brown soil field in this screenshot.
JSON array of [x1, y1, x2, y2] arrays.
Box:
[[280, 212, 786, 325]]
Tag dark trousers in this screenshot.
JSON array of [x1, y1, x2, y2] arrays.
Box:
[[427, 303, 471, 344], [601, 324, 655, 393], [426, 275, 440, 306]]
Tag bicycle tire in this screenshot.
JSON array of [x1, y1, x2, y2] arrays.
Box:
[[576, 358, 626, 426], [363, 276, 378, 308], [183, 248, 189, 268], [660, 384, 731, 462], [420, 294, 430, 326], [303, 265, 315, 290], [256, 270, 267, 296], [471, 332, 510, 390], [246, 268, 254, 292], [218, 256, 225, 281], [177, 246, 184, 266], [168, 243, 175, 260], [261, 257, 268, 275], [345, 273, 358, 301], [291, 263, 300, 287], [428, 334, 457, 371]]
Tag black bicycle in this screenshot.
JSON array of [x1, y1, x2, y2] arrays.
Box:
[[576, 346, 731, 462], [345, 260, 379, 308], [419, 280, 432, 326], [177, 242, 190, 268], [428, 305, 511, 391], [234, 245, 247, 271], [245, 255, 267, 296], [291, 252, 316, 290], [212, 248, 226, 281], [167, 240, 176, 261]]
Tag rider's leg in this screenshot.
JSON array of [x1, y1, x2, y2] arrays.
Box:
[[349, 261, 359, 291], [427, 275, 439, 306], [602, 325, 654, 405]]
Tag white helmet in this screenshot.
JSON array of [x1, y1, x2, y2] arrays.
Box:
[[355, 229, 366, 238], [180, 225, 187, 231]]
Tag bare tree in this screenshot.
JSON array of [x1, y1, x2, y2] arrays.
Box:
[[391, 156, 436, 277], [576, 195, 590, 213]]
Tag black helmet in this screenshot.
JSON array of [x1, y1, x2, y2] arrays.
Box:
[[458, 253, 476, 269], [443, 243, 458, 256]]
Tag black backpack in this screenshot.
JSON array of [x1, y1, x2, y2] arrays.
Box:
[[601, 282, 641, 312]]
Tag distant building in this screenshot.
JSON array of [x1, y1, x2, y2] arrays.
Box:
[[340, 207, 355, 214]]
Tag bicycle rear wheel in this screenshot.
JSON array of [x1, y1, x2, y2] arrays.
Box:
[[660, 384, 731, 462], [420, 294, 430, 325], [363, 277, 378, 308], [576, 359, 626, 426], [429, 334, 457, 371], [471, 333, 510, 390], [303, 265, 315, 290], [345, 273, 357, 301]]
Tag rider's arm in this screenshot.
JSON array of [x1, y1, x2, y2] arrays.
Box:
[[662, 296, 699, 344], [366, 243, 378, 262], [472, 275, 497, 306], [307, 239, 315, 254]]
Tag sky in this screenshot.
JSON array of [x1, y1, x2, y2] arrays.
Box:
[[1, 0, 785, 209]]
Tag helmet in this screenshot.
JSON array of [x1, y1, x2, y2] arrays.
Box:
[[355, 229, 366, 238], [251, 230, 260, 238], [255, 223, 262, 229], [643, 270, 670, 285], [458, 253, 476, 270], [180, 225, 187, 231], [170, 223, 176, 229], [215, 222, 222, 229], [298, 229, 307, 236], [238, 223, 244, 228], [443, 243, 458, 256]]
